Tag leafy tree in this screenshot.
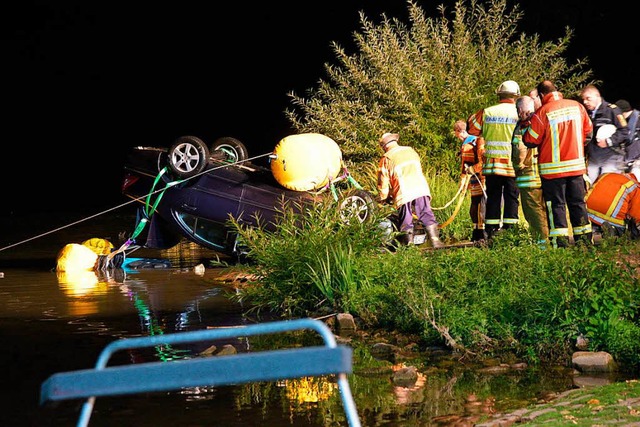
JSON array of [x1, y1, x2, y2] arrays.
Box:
[[285, 0, 595, 181]]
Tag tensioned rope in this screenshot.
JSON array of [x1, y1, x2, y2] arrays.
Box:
[[431, 168, 487, 228], [438, 175, 470, 229], [0, 152, 274, 253]]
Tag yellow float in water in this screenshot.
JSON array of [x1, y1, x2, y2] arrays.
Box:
[[81, 238, 114, 256], [56, 238, 114, 271], [56, 270, 100, 297], [56, 243, 99, 272], [271, 133, 342, 191]]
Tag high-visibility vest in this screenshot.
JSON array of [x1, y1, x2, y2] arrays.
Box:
[[479, 102, 518, 176], [378, 145, 431, 209]]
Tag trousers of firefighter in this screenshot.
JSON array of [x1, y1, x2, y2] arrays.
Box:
[[456, 128, 640, 241]]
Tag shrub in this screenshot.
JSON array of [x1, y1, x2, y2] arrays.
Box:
[[605, 318, 640, 371], [286, 0, 593, 183]]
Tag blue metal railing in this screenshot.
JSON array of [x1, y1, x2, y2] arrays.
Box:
[[40, 318, 361, 427]]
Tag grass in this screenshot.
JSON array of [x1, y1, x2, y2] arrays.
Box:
[[226, 199, 640, 373], [482, 379, 640, 426]]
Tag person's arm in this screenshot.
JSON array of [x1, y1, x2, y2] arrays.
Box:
[[523, 114, 543, 149], [460, 146, 468, 175], [467, 110, 484, 137], [609, 106, 630, 148], [511, 126, 527, 172], [377, 158, 391, 204], [476, 137, 486, 164]]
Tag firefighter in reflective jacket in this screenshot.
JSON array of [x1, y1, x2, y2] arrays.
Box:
[[586, 172, 640, 236], [468, 80, 520, 239], [454, 119, 487, 242], [523, 80, 594, 247]]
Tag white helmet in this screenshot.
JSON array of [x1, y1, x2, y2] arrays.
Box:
[[596, 124, 617, 140], [496, 80, 521, 96]]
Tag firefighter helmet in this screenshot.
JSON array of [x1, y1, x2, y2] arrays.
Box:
[[496, 80, 521, 96]]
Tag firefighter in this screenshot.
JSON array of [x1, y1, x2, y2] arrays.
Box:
[[453, 119, 487, 242], [468, 80, 520, 239], [523, 80, 594, 247], [377, 132, 444, 248], [511, 95, 549, 245], [580, 84, 630, 184], [586, 172, 640, 237]]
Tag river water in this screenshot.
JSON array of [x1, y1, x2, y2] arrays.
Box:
[[0, 211, 628, 426]]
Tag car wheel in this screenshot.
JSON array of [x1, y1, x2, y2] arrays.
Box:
[[338, 189, 377, 224], [211, 137, 248, 164], [168, 136, 210, 179]]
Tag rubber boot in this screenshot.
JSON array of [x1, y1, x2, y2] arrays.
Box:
[[426, 224, 444, 248], [551, 235, 570, 248], [471, 229, 487, 242], [485, 225, 499, 240], [573, 232, 593, 246]]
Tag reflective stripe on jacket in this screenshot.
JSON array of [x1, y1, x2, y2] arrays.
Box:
[[460, 135, 485, 197], [523, 91, 592, 179], [469, 100, 517, 177], [511, 122, 541, 188], [586, 172, 640, 228], [378, 145, 431, 209]]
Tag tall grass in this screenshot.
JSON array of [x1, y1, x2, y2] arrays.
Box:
[[227, 197, 640, 371], [228, 195, 390, 317]]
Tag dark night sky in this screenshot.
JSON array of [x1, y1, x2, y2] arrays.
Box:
[[2, 1, 638, 216]]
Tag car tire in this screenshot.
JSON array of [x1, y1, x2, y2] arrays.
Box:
[[168, 136, 210, 179], [338, 189, 377, 224], [211, 137, 248, 164]]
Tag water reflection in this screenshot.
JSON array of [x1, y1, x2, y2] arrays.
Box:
[[0, 232, 629, 427], [56, 270, 105, 298]]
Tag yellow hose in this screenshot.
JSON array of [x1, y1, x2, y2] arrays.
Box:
[[437, 174, 471, 229], [432, 174, 470, 211]]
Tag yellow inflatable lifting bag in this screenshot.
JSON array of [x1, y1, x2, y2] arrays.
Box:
[[271, 133, 342, 191], [81, 238, 114, 256], [56, 243, 99, 272]]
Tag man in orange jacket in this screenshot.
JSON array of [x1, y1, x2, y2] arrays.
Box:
[[522, 80, 594, 247], [586, 172, 640, 237]]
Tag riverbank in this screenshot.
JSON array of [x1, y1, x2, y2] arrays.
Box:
[[478, 379, 640, 426]]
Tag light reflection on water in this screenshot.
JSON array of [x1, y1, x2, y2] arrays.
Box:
[[0, 213, 626, 426]]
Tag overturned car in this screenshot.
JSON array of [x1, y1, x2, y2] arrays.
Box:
[[120, 134, 379, 259]]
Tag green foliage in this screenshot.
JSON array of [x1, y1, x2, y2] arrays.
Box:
[[227, 195, 390, 317], [230, 198, 640, 367], [225, 0, 640, 371], [285, 0, 594, 183], [306, 243, 370, 312], [605, 318, 640, 370], [361, 236, 640, 366]]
